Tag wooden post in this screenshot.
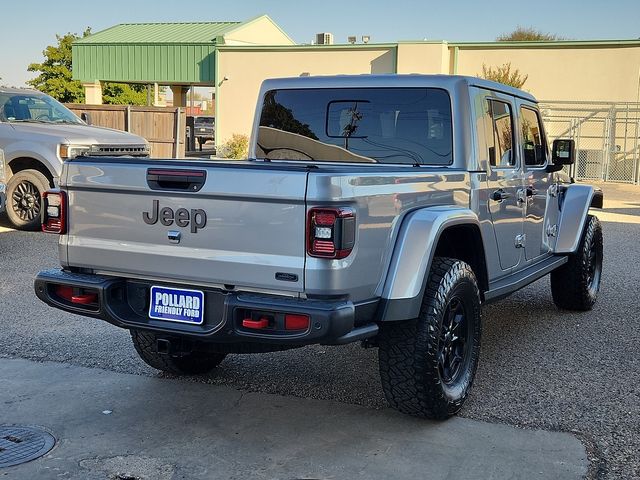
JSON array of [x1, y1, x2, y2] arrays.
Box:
[[174, 107, 182, 158], [125, 106, 131, 132]]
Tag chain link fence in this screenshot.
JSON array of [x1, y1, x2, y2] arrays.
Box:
[[540, 101, 640, 184]]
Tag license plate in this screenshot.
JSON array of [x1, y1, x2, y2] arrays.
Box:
[[199, 128, 206, 131], [149, 286, 205, 325]]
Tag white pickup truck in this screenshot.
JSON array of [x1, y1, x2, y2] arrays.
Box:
[[0, 87, 149, 229], [35, 75, 603, 419]]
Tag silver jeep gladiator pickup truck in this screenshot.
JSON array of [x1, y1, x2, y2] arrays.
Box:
[[0, 87, 149, 230], [35, 75, 603, 419]]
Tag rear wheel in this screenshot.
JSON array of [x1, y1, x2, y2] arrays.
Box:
[[378, 257, 482, 419], [6, 169, 51, 230], [551, 215, 603, 311], [130, 330, 226, 375]]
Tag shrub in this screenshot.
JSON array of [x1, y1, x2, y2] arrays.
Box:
[[220, 133, 249, 159], [480, 63, 528, 89]]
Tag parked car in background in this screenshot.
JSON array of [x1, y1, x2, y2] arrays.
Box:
[[0, 87, 150, 230], [193, 116, 215, 150], [0, 148, 6, 215]]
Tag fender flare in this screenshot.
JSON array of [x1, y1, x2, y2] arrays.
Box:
[[555, 185, 603, 254], [378, 206, 482, 321], [4, 143, 61, 180]]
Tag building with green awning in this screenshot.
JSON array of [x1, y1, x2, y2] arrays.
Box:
[[73, 15, 640, 152], [72, 15, 294, 105]]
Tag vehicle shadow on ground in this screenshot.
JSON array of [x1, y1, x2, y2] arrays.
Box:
[[601, 207, 640, 216], [0, 212, 13, 229]]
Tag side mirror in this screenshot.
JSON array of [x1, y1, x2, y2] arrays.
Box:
[[546, 139, 575, 173], [552, 139, 575, 165], [80, 112, 92, 125]]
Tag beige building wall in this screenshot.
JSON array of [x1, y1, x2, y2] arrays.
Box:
[[222, 16, 295, 46], [455, 46, 640, 102], [215, 41, 640, 148], [216, 47, 396, 144], [396, 42, 449, 74]]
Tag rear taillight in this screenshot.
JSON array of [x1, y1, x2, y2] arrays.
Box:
[[42, 190, 67, 234], [307, 207, 356, 259]]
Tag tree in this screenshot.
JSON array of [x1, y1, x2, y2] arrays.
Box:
[[497, 27, 562, 42], [259, 91, 318, 140], [27, 29, 90, 103], [480, 63, 528, 89], [28, 29, 154, 105], [102, 83, 149, 105]]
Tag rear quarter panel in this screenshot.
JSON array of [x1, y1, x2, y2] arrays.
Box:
[[305, 167, 470, 302]]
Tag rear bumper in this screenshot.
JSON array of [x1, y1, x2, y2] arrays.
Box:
[[34, 269, 378, 346]]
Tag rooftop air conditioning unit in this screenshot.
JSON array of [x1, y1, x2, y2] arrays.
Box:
[[316, 33, 334, 45]]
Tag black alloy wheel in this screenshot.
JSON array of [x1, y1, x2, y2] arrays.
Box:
[[438, 297, 470, 386], [11, 179, 41, 223], [5, 169, 51, 230]]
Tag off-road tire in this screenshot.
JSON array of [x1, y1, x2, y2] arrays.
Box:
[[131, 330, 226, 375], [551, 215, 603, 311], [378, 257, 482, 419], [6, 169, 51, 230]]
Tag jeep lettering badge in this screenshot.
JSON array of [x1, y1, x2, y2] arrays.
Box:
[[142, 199, 207, 233]]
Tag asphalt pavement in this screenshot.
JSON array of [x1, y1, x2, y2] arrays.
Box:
[[0, 181, 638, 479]]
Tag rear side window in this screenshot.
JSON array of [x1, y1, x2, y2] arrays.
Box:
[[487, 99, 515, 168], [257, 88, 452, 165], [520, 107, 546, 166]]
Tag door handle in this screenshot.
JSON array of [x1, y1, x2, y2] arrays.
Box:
[[491, 189, 511, 201]]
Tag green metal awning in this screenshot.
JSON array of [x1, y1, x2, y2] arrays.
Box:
[[72, 18, 280, 85]]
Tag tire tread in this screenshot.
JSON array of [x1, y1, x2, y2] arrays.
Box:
[[378, 257, 481, 419], [551, 215, 602, 311]]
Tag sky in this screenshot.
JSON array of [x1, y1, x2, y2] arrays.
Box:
[[1, 0, 639, 88]]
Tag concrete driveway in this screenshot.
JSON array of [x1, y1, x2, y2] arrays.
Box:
[[0, 358, 586, 479]]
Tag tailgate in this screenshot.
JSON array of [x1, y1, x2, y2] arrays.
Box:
[[63, 160, 308, 293]]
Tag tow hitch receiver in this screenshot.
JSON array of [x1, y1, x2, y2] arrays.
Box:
[[55, 285, 98, 308], [156, 337, 193, 356]]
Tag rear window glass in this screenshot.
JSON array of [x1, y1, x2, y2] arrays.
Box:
[[257, 88, 452, 165]]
